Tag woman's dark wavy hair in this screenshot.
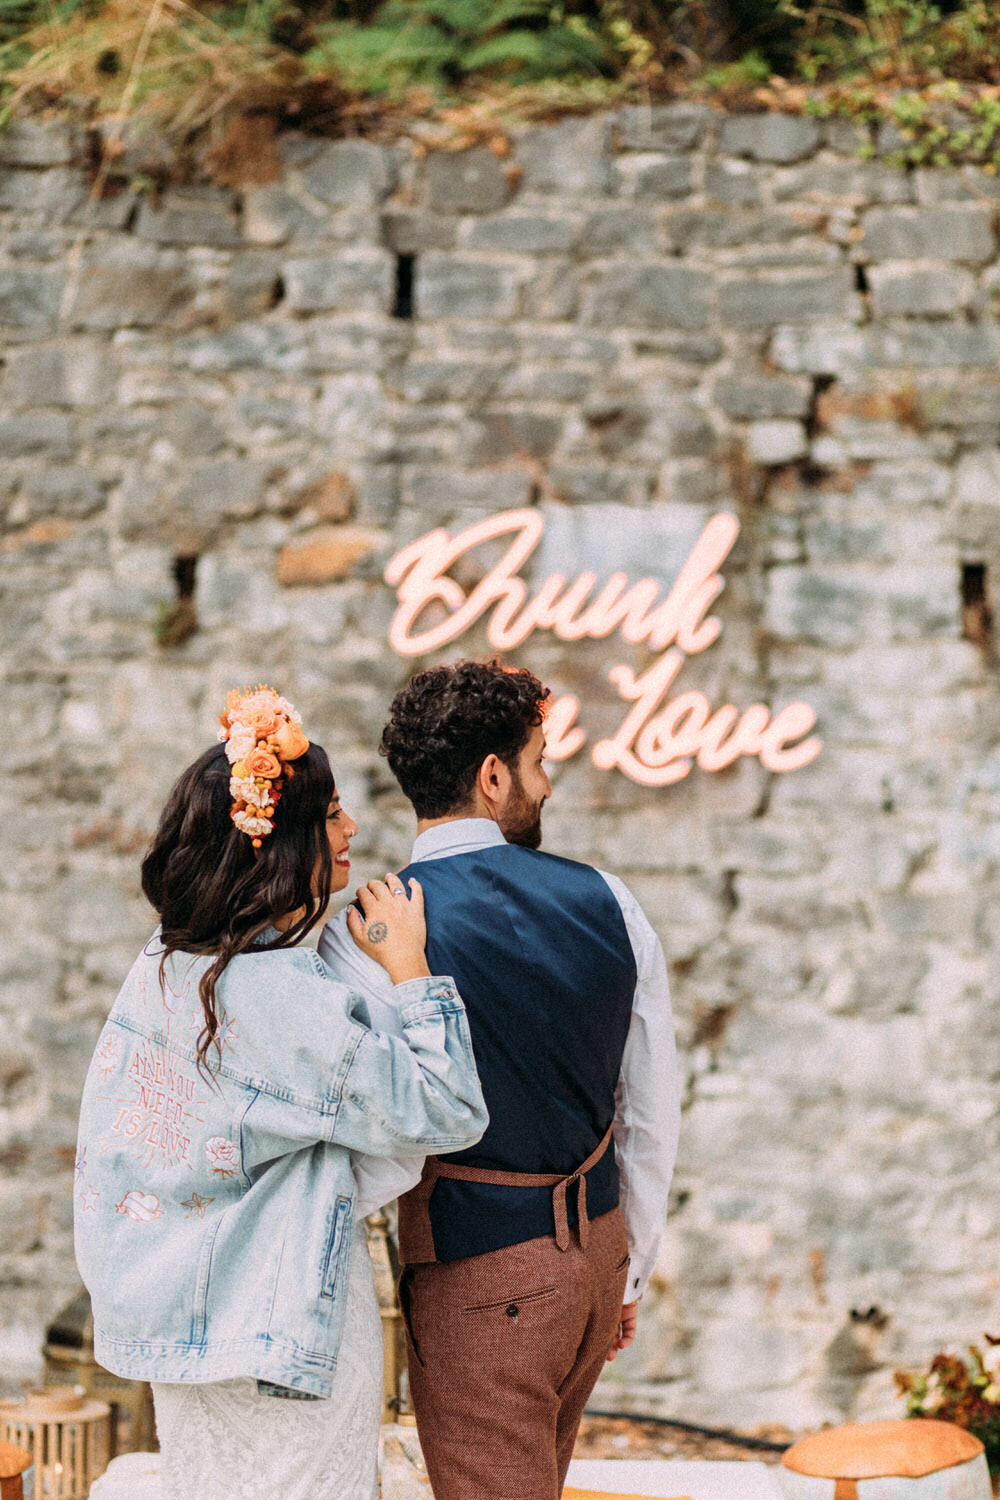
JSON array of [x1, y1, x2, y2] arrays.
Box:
[[141, 741, 334, 1074], [379, 659, 549, 819]]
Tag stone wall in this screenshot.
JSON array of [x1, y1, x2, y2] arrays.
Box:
[[3, 102, 1000, 1429]]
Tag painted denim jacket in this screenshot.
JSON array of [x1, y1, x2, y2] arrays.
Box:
[[74, 933, 487, 1397]]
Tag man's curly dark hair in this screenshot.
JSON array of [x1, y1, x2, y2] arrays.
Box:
[[379, 660, 550, 819]]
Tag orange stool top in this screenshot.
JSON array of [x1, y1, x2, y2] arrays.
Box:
[[782, 1419, 984, 1480]]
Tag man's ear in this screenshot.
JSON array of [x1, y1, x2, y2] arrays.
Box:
[[476, 753, 511, 811]]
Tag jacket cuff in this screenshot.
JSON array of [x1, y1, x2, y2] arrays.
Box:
[[394, 975, 463, 1024]]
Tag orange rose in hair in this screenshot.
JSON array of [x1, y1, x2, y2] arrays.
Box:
[[269, 721, 309, 761], [246, 747, 281, 779]]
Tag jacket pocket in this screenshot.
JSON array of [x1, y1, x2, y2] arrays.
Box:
[[320, 1196, 352, 1300]]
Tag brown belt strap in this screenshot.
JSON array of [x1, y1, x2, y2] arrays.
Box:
[[429, 1124, 615, 1253]]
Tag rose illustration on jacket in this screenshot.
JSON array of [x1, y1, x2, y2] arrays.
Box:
[[205, 1136, 239, 1178], [95, 1032, 123, 1078], [115, 1190, 162, 1222]]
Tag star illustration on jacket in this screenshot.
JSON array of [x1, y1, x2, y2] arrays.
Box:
[[181, 1192, 215, 1219], [79, 1184, 100, 1212]]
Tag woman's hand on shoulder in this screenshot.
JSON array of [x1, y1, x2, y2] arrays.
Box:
[[347, 874, 430, 986]]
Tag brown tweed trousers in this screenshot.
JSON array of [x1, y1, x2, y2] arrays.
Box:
[[400, 1204, 631, 1500]]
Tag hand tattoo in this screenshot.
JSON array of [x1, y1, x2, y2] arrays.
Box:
[[367, 921, 388, 945]]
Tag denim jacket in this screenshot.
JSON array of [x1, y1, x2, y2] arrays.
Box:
[[74, 934, 487, 1396]]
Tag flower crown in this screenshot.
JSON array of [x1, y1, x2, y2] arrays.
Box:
[[218, 685, 309, 849]]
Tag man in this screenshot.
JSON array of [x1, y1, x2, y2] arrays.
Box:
[[320, 658, 680, 1500]]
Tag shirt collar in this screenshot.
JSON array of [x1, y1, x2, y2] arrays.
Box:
[[410, 818, 507, 863]]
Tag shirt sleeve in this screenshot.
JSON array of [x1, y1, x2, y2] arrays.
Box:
[[317, 910, 430, 1216], [600, 871, 681, 1302]]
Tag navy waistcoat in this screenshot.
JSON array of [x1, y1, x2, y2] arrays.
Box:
[[396, 843, 637, 1261]]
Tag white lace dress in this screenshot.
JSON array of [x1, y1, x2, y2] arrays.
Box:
[[151, 1233, 383, 1500]]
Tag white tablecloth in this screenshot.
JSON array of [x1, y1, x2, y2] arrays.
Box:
[[565, 1458, 785, 1499]]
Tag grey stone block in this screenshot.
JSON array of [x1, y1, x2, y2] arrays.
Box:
[[242, 185, 323, 245], [861, 206, 996, 263], [399, 359, 507, 404], [18, 344, 114, 409], [162, 402, 227, 458], [714, 375, 811, 420], [516, 117, 614, 196], [866, 322, 1000, 367], [0, 412, 75, 459], [617, 153, 693, 200], [823, 118, 874, 153], [118, 458, 270, 545], [0, 269, 61, 332], [615, 103, 715, 152], [405, 466, 532, 513], [668, 208, 826, 251], [283, 254, 393, 314], [868, 265, 976, 318], [95, 119, 174, 175], [176, 323, 311, 373], [415, 255, 520, 319], [954, 448, 1000, 509], [766, 562, 956, 645], [579, 206, 660, 256], [721, 113, 821, 163], [464, 213, 577, 253], [380, 211, 458, 254], [721, 268, 854, 326], [0, 120, 82, 166], [520, 260, 580, 321], [467, 410, 563, 463], [547, 465, 650, 506], [583, 397, 649, 459], [0, 167, 86, 221], [747, 419, 808, 465], [135, 190, 240, 246], [6, 231, 62, 260], [772, 161, 913, 204], [21, 466, 104, 518], [425, 148, 508, 214], [915, 167, 1000, 204], [227, 251, 285, 319], [586, 263, 713, 329], [302, 140, 396, 206], [497, 365, 593, 402], [705, 160, 761, 205], [67, 242, 195, 330], [768, 324, 867, 376], [65, 186, 138, 231]]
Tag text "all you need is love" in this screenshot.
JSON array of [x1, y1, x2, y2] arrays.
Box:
[[384, 508, 821, 788]]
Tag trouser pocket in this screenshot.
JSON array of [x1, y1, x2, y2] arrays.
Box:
[[398, 1265, 424, 1367]]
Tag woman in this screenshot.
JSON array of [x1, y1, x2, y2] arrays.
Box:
[[74, 685, 487, 1500]]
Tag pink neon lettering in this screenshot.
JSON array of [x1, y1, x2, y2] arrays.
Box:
[[385, 509, 740, 658], [593, 656, 822, 787], [383, 507, 820, 787], [386, 511, 543, 655], [543, 695, 586, 761], [758, 703, 822, 772]]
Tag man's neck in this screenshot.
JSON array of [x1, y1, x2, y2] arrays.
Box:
[[415, 808, 498, 838]]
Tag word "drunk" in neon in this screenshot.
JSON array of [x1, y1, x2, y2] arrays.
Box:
[[385, 509, 820, 787]]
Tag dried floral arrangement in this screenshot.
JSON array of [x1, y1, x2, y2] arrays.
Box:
[[896, 1338, 1000, 1474]]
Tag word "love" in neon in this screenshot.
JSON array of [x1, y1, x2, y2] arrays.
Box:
[[385, 509, 820, 787]]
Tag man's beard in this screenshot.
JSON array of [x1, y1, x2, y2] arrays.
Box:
[[501, 771, 545, 850]]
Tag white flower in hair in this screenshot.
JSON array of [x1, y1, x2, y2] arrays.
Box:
[[232, 810, 272, 838], [230, 775, 272, 809], [226, 724, 256, 764], [273, 695, 302, 725]]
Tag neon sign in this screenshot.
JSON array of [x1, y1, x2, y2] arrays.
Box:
[[384, 508, 820, 787]]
